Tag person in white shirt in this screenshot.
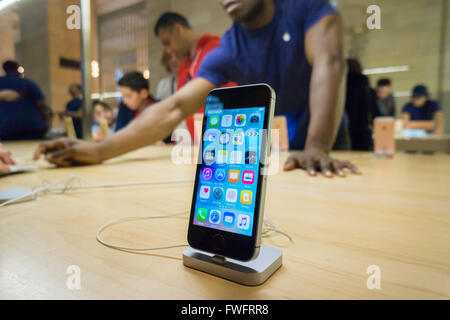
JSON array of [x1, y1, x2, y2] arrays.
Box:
[[156, 51, 188, 143]]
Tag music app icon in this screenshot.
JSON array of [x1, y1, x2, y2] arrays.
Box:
[[237, 214, 250, 230], [202, 168, 213, 180]]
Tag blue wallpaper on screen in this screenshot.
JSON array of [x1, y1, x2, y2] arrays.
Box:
[[193, 105, 266, 237]]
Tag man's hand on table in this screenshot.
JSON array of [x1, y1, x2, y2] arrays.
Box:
[[33, 138, 103, 167], [283, 147, 361, 177], [0, 144, 16, 173]]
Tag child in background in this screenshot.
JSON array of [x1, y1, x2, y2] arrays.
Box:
[[92, 100, 115, 142], [115, 72, 157, 132]]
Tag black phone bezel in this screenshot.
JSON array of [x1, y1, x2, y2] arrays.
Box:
[[187, 84, 273, 261]]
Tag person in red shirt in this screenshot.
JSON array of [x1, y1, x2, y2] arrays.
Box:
[[154, 12, 235, 140]]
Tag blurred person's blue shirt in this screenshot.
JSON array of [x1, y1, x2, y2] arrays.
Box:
[[115, 102, 134, 132], [197, 0, 348, 150], [0, 74, 47, 140], [402, 100, 441, 121]]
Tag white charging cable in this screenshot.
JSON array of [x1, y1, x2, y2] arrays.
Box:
[[1, 176, 293, 253], [0, 176, 79, 208], [0, 176, 192, 208], [95, 212, 293, 253], [96, 212, 189, 251]]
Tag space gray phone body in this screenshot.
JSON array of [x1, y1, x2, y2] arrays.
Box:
[[187, 84, 276, 262]]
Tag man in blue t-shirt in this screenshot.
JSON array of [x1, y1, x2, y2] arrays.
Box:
[[0, 61, 48, 140], [35, 0, 359, 177], [402, 85, 444, 135]]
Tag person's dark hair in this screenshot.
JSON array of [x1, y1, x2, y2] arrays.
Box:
[[118, 72, 149, 92], [3, 60, 20, 74], [377, 78, 391, 87], [411, 84, 431, 114], [347, 58, 362, 74], [412, 84, 428, 98], [93, 100, 112, 112], [154, 12, 191, 36]]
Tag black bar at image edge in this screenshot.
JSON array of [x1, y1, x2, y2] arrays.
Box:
[[0, 300, 446, 318]]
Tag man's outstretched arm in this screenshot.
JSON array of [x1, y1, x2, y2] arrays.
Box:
[[34, 78, 215, 166], [284, 14, 360, 177]]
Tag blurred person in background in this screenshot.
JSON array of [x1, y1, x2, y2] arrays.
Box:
[[402, 84, 444, 136], [115, 72, 157, 132], [375, 78, 395, 118], [157, 51, 180, 100], [92, 100, 115, 142], [59, 83, 83, 139], [154, 12, 236, 140], [344, 59, 376, 151], [0, 60, 50, 140], [157, 51, 188, 143], [114, 72, 165, 146]]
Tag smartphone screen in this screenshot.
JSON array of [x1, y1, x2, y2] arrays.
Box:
[[188, 85, 274, 261], [192, 103, 266, 237]]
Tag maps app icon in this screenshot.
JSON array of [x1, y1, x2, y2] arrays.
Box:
[[204, 129, 218, 142]]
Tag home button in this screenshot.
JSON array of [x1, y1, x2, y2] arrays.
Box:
[[212, 234, 226, 251]]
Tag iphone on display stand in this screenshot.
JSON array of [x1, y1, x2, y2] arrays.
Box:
[[183, 84, 282, 286]]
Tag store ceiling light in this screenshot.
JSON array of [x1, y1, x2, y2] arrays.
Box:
[[363, 65, 410, 75], [0, 0, 21, 12]]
